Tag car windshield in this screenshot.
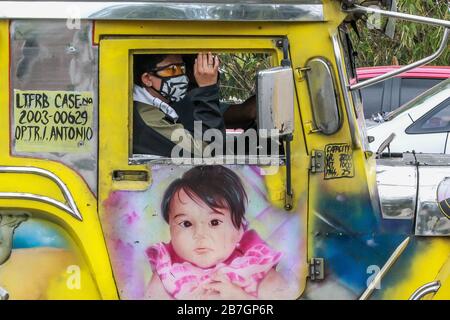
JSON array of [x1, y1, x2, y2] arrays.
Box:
[[385, 78, 450, 121]]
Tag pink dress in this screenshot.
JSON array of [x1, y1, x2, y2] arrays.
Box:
[[146, 230, 282, 299]]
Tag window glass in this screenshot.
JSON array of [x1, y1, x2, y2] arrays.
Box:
[[406, 98, 450, 134], [399, 78, 442, 106], [359, 82, 384, 118], [386, 78, 450, 121]]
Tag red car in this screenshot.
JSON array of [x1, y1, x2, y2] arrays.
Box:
[[355, 66, 450, 119]]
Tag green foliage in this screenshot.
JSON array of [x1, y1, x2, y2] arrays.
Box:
[[218, 53, 271, 102], [351, 0, 449, 67], [218, 2, 448, 99]]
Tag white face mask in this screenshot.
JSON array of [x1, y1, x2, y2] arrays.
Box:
[[159, 75, 189, 102]]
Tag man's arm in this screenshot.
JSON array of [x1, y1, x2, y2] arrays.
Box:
[[191, 52, 225, 135], [190, 84, 225, 134]]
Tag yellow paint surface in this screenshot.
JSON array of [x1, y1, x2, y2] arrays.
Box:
[[382, 240, 450, 300], [0, 247, 99, 299]]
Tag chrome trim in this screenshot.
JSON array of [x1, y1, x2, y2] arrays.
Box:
[[331, 33, 360, 149], [409, 281, 441, 300], [360, 237, 410, 300], [376, 165, 416, 220], [0, 286, 9, 300], [0, 193, 77, 219], [0, 1, 324, 22], [350, 28, 449, 91], [0, 167, 82, 221], [305, 57, 341, 135], [344, 4, 450, 29], [129, 155, 286, 166]]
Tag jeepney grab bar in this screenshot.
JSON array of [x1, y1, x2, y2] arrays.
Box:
[[342, 4, 450, 91], [0, 166, 82, 221], [349, 28, 449, 91], [344, 4, 450, 29]]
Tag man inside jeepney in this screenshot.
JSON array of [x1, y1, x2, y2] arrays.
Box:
[[133, 53, 258, 158], [181, 54, 257, 130], [133, 52, 225, 157]]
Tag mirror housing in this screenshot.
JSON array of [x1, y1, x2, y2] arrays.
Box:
[[257, 66, 294, 137]]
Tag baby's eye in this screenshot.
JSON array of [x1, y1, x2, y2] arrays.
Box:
[[209, 219, 222, 227], [178, 221, 192, 228]]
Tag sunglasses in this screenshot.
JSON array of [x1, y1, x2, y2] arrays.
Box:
[[151, 63, 186, 77]]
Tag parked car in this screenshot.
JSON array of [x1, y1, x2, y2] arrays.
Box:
[[357, 66, 450, 120], [368, 77, 450, 154]]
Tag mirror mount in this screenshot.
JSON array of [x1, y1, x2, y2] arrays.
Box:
[[283, 133, 294, 210], [276, 38, 291, 68], [257, 61, 295, 211]]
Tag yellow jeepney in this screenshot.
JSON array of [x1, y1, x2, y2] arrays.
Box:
[[0, 0, 448, 300]]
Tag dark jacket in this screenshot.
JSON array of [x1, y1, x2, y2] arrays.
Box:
[[133, 84, 225, 157]]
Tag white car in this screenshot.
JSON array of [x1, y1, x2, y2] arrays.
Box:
[[368, 78, 450, 154]]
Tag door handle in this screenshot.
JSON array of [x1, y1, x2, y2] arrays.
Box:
[[112, 170, 149, 182]]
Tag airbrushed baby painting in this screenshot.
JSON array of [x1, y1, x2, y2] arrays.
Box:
[[102, 165, 306, 300]]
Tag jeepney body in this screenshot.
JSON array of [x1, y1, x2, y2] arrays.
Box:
[[0, 0, 448, 300]]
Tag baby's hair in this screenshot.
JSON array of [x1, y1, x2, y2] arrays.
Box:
[[161, 165, 248, 229]]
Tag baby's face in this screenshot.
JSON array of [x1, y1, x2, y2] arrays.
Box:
[[168, 189, 243, 268]]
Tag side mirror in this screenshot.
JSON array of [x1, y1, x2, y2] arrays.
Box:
[[257, 66, 294, 137], [257, 66, 295, 210], [376, 132, 396, 157]]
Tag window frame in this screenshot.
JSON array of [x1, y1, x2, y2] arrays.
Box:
[[405, 97, 450, 134], [102, 36, 288, 165]]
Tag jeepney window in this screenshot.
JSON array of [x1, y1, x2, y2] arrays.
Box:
[[131, 52, 282, 164]]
